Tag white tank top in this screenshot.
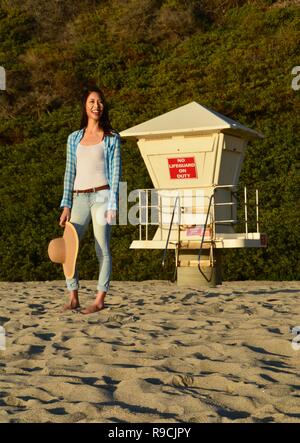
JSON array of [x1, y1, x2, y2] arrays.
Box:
[[73, 141, 108, 190]]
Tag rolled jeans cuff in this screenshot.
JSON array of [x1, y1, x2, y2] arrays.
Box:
[[66, 278, 79, 291], [97, 284, 110, 293]]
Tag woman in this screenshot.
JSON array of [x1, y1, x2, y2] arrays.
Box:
[[59, 86, 122, 314]]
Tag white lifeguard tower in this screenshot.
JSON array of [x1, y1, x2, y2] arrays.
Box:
[[120, 102, 267, 287]]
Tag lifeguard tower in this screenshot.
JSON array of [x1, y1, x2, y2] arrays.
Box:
[[120, 102, 267, 287]]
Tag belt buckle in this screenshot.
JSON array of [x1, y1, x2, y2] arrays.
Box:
[[93, 187, 96, 193]]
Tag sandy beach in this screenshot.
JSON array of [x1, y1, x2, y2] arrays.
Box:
[[0, 279, 300, 423]]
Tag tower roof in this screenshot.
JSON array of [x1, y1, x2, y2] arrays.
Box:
[[120, 101, 263, 140]]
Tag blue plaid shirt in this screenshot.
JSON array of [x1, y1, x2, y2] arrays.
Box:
[[60, 129, 122, 211]]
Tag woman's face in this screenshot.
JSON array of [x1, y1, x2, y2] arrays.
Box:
[[86, 91, 104, 122]]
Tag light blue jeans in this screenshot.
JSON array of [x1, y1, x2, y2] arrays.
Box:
[[66, 188, 112, 293]]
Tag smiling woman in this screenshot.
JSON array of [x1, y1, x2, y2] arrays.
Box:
[[79, 86, 113, 134], [86, 93, 103, 119], [58, 85, 122, 315]]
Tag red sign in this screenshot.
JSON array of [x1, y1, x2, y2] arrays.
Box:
[[168, 157, 197, 180], [186, 226, 211, 237]]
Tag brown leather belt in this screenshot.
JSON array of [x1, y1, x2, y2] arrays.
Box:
[[73, 184, 110, 194]]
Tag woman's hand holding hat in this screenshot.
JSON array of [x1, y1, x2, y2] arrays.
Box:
[[48, 221, 79, 279], [59, 207, 71, 227]]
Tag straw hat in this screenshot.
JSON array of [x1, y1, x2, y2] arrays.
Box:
[[48, 221, 79, 279]]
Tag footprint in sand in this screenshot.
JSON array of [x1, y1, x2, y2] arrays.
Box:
[[33, 333, 55, 341], [171, 374, 194, 387]]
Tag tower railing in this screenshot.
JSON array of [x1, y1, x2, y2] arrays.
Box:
[[136, 184, 260, 242]]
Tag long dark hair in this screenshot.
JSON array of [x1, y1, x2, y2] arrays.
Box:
[[80, 85, 114, 134]]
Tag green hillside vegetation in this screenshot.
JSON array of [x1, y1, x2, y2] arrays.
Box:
[[0, 0, 299, 282]]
